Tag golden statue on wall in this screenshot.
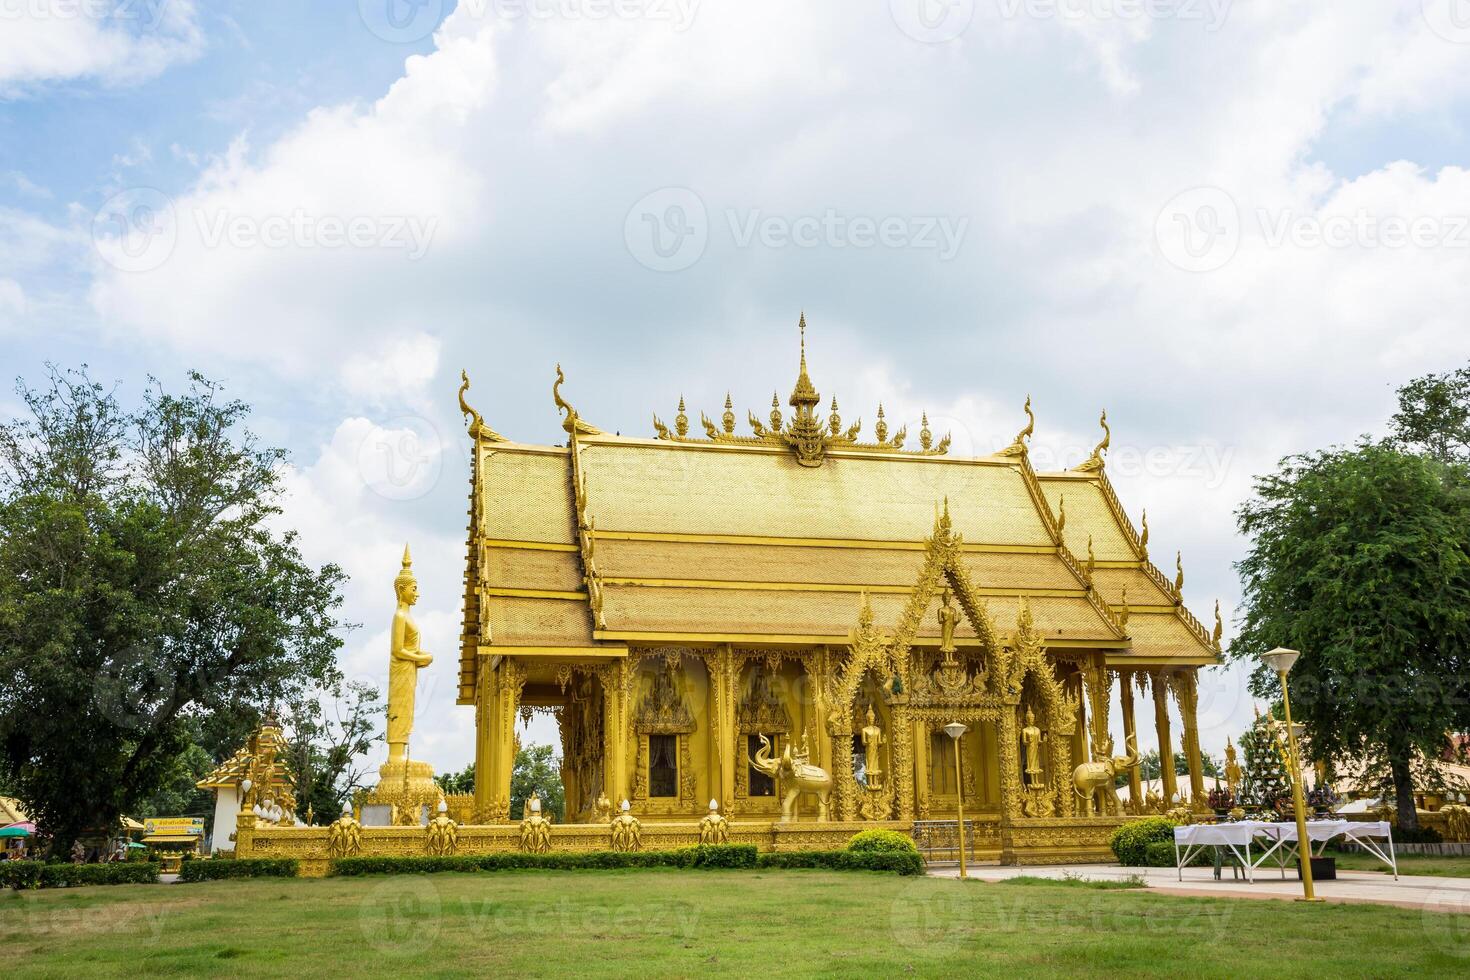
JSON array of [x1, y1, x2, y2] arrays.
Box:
[[699, 800, 730, 845], [326, 805, 362, 859], [425, 799, 458, 856], [750, 734, 832, 822], [1224, 737, 1243, 796], [860, 706, 885, 789], [610, 800, 642, 852], [1071, 734, 1139, 817], [519, 794, 553, 853], [1021, 707, 1046, 788]]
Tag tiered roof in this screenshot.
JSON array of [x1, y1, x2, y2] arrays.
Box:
[[456, 320, 1221, 704]]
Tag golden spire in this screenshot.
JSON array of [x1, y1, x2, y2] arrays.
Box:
[[458, 370, 503, 441], [788, 312, 820, 409], [1175, 551, 1185, 594], [1138, 509, 1150, 560], [394, 542, 415, 590], [1077, 409, 1110, 472], [829, 396, 841, 437], [722, 393, 736, 434], [675, 396, 689, 438], [999, 394, 1035, 456], [920, 412, 933, 451], [875, 403, 888, 443], [1212, 599, 1224, 651], [769, 392, 783, 432]]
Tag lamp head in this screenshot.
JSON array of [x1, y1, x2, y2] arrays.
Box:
[[944, 721, 968, 740], [1262, 647, 1300, 674]]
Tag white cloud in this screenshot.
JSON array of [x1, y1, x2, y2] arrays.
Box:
[[0, 0, 203, 95]]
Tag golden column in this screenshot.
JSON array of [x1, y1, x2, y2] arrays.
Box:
[[1119, 671, 1142, 810], [1152, 671, 1177, 804], [914, 721, 930, 817], [1171, 671, 1206, 809]]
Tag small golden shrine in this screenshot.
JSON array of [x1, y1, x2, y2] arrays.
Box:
[[235, 315, 1223, 873], [197, 717, 297, 854]]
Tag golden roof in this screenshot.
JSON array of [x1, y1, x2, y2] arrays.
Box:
[[456, 321, 1220, 703]]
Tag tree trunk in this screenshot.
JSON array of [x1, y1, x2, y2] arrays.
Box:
[[1390, 750, 1419, 832]]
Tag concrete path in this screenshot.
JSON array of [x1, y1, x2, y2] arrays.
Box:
[[927, 862, 1470, 913]]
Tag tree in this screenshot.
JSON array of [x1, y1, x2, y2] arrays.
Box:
[[1233, 440, 1470, 830], [283, 681, 382, 824], [436, 763, 475, 796], [134, 738, 216, 824], [1391, 365, 1470, 464], [509, 745, 564, 821], [1238, 712, 1292, 812], [0, 368, 348, 854]]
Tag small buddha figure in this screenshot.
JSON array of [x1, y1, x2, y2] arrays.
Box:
[[938, 587, 960, 660], [861, 706, 885, 789], [1224, 737, 1242, 796], [1021, 707, 1046, 788], [388, 545, 433, 764]]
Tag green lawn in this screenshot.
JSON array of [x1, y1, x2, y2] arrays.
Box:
[[1331, 850, 1470, 878], [4, 870, 1469, 978]]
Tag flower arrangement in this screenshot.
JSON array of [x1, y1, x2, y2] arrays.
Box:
[[1306, 783, 1341, 813], [1207, 786, 1235, 811]]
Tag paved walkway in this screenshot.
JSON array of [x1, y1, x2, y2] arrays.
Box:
[[927, 862, 1470, 913]]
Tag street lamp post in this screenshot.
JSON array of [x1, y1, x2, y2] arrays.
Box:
[[1261, 647, 1323, 903], [945, 721, 969, 879]]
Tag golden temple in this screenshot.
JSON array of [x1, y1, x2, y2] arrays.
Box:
[[234, 315, 1221, 872]]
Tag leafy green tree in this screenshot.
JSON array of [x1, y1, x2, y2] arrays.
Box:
[[436, 763, 475, 796], [1233, 440, 1470, 830], [1391, 365, 1470, 464], [283, 681, 382, 824], [134, 738, 215, 824], [510, 745, 564, 821], [0, 368, 347, 854]]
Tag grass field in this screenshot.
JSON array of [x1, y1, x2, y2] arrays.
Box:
[[1331, 851, 1470, 878], [5, 869, 1470, 978]]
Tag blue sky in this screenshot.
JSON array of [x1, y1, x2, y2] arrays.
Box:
[[4, 0, 1470, 776]]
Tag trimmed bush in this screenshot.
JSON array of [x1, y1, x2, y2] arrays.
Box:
[[756, 850, 924, 875], [1109, 817, 1178, 867], [846, 830, 919, 855], [330, 845, 758, 877], [1, 861, 161, 890], [1144, 840, 1211, 868], [180, 858, 299, 882]]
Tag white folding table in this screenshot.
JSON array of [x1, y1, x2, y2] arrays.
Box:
[[1173, 823, 1261, 882], [1175, 819, 1398, 882]]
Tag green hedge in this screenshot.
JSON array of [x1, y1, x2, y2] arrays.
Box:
[[846, 830, 920, 855], [1, 861, 161, 890], [1144, 840, 1212, 868], [756, 850, 924, 875], [180, 858, 299, 882], [1109, 817, 1179, 867], [331, 845, 758, 876]]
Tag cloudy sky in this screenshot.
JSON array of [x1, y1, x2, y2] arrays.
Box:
[[4, 0, 1470, 779]]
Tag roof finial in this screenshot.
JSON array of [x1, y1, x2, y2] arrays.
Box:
[[1212, 599, 1223, 651], [1085, 534, 1096, 581], [920, 412, 933, 451], [1056, 494, 1066, 534], [1077, 409, 1110, 472], [829, 396, 842, 437], [458, 370, 503, 442], [553, 364, 603, 436], [1119, 585, 1130, 629], [998, 394, 1034, 457], [722, 393, 736, 434], [769, 392, 783, 432], [875, 403, 888, 443], [1139, 509, 1150, 560], [1175, 551, 1185, 594], [788, 312, 820, 409], [675, 396, 689, 438]]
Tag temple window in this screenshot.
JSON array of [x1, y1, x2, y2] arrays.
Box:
[[930, 731, 957, 794], [747, 734, 776, 796], [649, 734, 678, 798]]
